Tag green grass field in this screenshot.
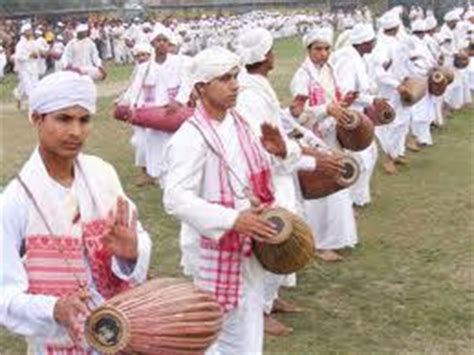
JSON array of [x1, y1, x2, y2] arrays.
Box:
[[1, 37, 473, 353]]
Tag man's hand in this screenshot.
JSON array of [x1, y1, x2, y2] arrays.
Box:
[[289, 95, 308, 118], [30, 52, 38, 59], [341, 91, 359, 107], [53, 288, 91, 344], [165, 100, 183, 115], [260, 123, 287, 159], [310, 148, 346, 178], [233, 205, 279, 244], [327, 102, 354, 127], [103, 197, 138, 262]]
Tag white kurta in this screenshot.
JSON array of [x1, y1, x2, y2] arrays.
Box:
[[163, 112, 266, 355], [332, 45, 378, 206], [34, 37, 49, 77], [236, 71, 316, 314], [14, 37, 40, 100], [290, 59, 358, 250], [62, 37, 102, 80], [0, 150, 152, 353]]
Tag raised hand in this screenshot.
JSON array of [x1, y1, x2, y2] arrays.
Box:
[[289, 94, 308, 118], [103, 196, 138, 262], [340, 91, 359, 107], [260, 122, 287, 159]]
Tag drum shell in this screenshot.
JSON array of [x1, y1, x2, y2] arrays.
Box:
[[85, 278, 223, 354], [336, 110, 374, 151], [131, 106, 194, 132], [437, 66, 455, 85], [399, 77, 428, 106], [363, 100, 395, 126], [113, 104, 130, 122], [253, 208, 315, 274], [298, 151, 360, 199]]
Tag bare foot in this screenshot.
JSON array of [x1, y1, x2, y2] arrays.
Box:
[[394, 156, 409, 166], [135, 172, 155, 186], [383, 159, 398, 174], [264, 314, 293, 336], [406, 140, 421, 152], [316, 250, 344, 262], [272, 298, 303, 314]]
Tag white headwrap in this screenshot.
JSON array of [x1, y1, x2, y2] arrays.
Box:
[[237, 27, 274, 65], [379, 12, 401, 30], [350, 24, 375, 45], [20, 23, 32, 34], [444, 10, 461, 22], [303, 27, 333, 47], [425, 16, 437, 31], [187, 46, 240, 86], [411, 19, 426, 32], [29, 71, 97, 121], [132, 42, 153, 55], [150, 24, 173, 42], [76, 23, 89, 33]]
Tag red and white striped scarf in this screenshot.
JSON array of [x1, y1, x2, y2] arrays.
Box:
[[189, 104, 274, 312]]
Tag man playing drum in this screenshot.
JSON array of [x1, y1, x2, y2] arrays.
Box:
[[0, 71, 152, 354]]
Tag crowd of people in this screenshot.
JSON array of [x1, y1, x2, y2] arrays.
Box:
[[1, 3, 473, 354]]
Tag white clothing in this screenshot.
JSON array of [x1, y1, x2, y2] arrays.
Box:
[[62, 37, 102, 80], [14, 37, 41, 99]]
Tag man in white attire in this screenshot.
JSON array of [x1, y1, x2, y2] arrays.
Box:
[[290, 28, 359, 261], [0, 71, 151, 354], [163, 46, 283, 355]]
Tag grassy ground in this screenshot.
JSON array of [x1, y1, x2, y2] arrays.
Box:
[[1, 37, 473, 353]]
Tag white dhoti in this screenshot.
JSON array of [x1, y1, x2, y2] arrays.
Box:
[[444, 70, 465, 109], [468, 59, 474, 91], [349, 141, 378, 206], [304, 189, 358, 250], [145, 129, 172, 180], [410, 94, 433, 145], [130, 126, 147, 167], [17, 69, 39, 100], [206, 255, 265, 355], [461, 68, 472, 105], [375, 99, 410, 159]]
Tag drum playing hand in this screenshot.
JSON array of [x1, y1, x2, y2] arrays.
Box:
[[327, 102, 353, 126], [373, 97, 388, 108], [341, 91, 359, 107], [260, 123, 287, 159], [313, 149, 346, 177], [289, 95, 308, 118], [103, 196, 139, 262], [166, 100, 183, 115], [53, 288, 91, 344], [234, 205, 279, 244]]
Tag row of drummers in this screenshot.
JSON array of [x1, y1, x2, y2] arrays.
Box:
[[89, 24, 473, 355]]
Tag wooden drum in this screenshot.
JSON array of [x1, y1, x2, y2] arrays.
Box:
[[336, 110, 374, 151], [428, 68, 450, 96], [399, 77, 428, 106], [298, 154, 360, 199], [454, 52, 469, 69], [86, 278, 223, 354], [253, 208, 315, 274], [363, 100, 395, 126]]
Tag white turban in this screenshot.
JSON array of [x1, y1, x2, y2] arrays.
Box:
[[187, 46, 240, 86], [237, 27, 274, 65], [425, 16, 437, 31], [303, 27, 333, 48], [150, 24, 173, 42], [132, 42, 153, 55], [350, 24, 375, 45], [444, 10, 461, 22], [76, 23, 89, 33], [411, 19, 426, 32], [379, 12, 401, 30], [29, 71, 97, 121], [20, 23, 32, 34]]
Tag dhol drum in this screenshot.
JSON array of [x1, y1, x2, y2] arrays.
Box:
[[113, 105, 194, 132], [336, 110, 374, 151], [363, 100, 395, 126], [399, 77, 428, 106], [454, 52, 469, 69], [298, 153, 360, 199], [437, 66, 455, 85], [253, 208, 315, 274], [428, 68, 451, 96], [86, 278, 223, 354]]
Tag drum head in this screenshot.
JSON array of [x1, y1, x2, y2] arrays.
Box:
[[336, 156, 360, 187], [262, 208, 293, 244], [86, 306, 130, 354]]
